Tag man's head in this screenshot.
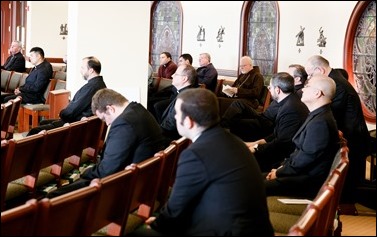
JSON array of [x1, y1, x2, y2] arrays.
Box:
[[305, 55, 331, 79], [268, 72, 294, 102], [172, 64, 198, 90], [198, 53, 211, 67], [174, 88, 220, 139], [288, 64, 308, 86], [29, 47, 45, 66], [91, 88, 128, 125], [81, 56, 101, 80], [178, 53, 193, 66], [9, 41, 22, 55], [159, 52, 172, 66], [239, 56, 253, 74], [301, 74, 335, 111]]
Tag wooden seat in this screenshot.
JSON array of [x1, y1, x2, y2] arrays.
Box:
[[215, 79, 225, 96], [256, 85, 271, 113], [66, 120, 89, 168], [39, 125, 71, 180], [170, 136, 191, 186], [1, 133, 45, 210], [82, 116, 107, 163], [126, 156, 164, 234], [1, 69, 12, 92], [6, 96, 22, 139], [35, 183, 101, 236], [2, 71, 22, 95], [1, 199, 38, 236], [1, 101, 13, 140], [287, 204, 321, 236], [53, 71, 67, 81], [154, 143, 178, 211], [19, 78, 58, 132], [89, 168, 138, 236]]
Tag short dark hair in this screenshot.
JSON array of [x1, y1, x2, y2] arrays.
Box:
[[180, 53, 193, 65], [91, 88, 128, 114], [289, 64, 308, 85], [161, 52, 172, 59], [83, 56, 101, 74], [271, 72, 294, 93], [177, 88, 220, 128], [30, 47, 45, 58]]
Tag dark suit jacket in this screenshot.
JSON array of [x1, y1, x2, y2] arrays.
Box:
[[328, 69, 370, 159], [255, 93, 309, 171], [196, 63, 218, 92], [160, 85, 194, 141], [19, 60, 53, 104], [1, 52, 26, 72], [82, 102, 166, 179], [152, 126, 274, 236], [265, 104, 339, 198], [60, 76, 107, 123]]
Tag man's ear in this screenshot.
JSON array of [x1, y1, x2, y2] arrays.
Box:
[[184, 116, 195, 129]]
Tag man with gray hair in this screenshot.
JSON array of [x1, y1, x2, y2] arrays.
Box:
[[196, 52, 218, 92], [1, 40, 26, 72]]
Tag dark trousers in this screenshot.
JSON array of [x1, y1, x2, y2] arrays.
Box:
[[46, 178, 91, 199], [27, 119, 65, 136]]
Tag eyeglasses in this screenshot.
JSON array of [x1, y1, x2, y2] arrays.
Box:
[[307, 67, 319, 79], [304, 84, 325, 96], [239, 64, 251, 68]]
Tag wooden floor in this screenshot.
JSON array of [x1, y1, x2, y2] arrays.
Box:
[[341, 203, 376, 236]]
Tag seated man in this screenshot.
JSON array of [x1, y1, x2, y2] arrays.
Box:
[[1, 40, 26, 72], [46, 88, 166, 198], [218, 56, 264, 110], [134, 88, 274, 236], [264, 75, 339, 199], [196, 52, 218, 92], [288, 64, 308, 98], [147, 52, 178, 118], [160, 64, 198, 144], [3, 47, 52, 104], [27, 56, 107, 136], [240, 72, 309, 172]]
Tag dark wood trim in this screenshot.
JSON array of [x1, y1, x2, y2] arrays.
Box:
[[344, 1, 375, 123], [45, 57, 64, 63]]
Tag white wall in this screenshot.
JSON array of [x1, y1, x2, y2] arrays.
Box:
[[66, 1, 150, 106], [26, 1, 68, 58]]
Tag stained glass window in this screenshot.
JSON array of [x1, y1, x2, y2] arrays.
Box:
[[245, 1, 278, 85], [150, 1, 182, 72]]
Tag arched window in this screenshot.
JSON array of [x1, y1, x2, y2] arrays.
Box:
[[344, 1, 376, 123], [150, 1, 182, 72], [240, 1, 279, 85]]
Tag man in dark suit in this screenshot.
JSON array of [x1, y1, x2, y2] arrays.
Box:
[[142, 88, 274, 236], [245, 72, 309, 172], [1, 40, 26, 72], [3, 47, 52, 104], [196, 52, 218, 92], [159, 64, 197, 144], [46, 88, 166, 198], [27, 56, 107, 136], [264, 75, 339, 199], [305, 55, 370, 204]]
